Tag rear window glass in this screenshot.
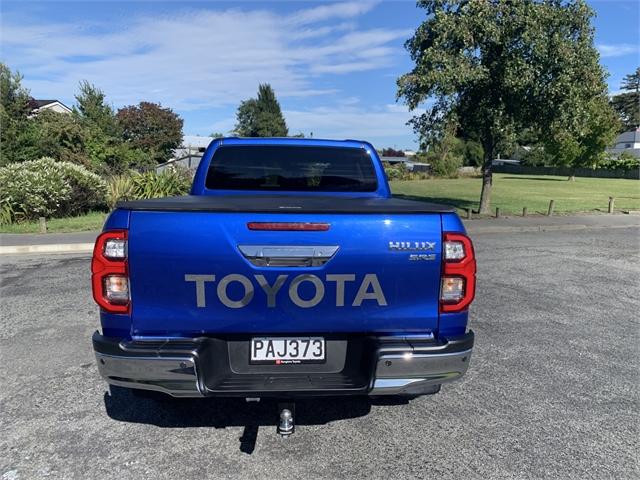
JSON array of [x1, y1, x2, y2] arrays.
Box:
[[205, 145, 378, 192]]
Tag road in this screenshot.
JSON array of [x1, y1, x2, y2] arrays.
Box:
[[1, 226, 638, 479]]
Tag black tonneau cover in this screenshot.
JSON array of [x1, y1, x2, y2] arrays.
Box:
[[116, 195, 454, 214]]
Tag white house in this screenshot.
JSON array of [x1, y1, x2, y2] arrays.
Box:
[[608, 129, 640, 158], [28, 99, 72, 116]]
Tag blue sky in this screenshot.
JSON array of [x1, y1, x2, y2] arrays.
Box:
[[1, 1, 638, 149]]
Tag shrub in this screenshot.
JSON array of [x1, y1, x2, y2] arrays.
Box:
[[598, 152, 640, 172], [130, 166, 191, 200], [0, 199, 14, 225], [385, 167, 402, 180], [106, 175, 134, 209], [426, 150, 463, 177], [0, 157, 107, 221], [57, 161, 108, 216]]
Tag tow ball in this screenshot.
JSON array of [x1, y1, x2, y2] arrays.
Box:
[[277, 402, 295, 437]]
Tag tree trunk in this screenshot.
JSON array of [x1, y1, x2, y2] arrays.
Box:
[[478, 149, 494, 214], [568, 168, 576, 181]]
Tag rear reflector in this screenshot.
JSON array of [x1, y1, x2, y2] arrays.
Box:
[[247, 222, 330, 231]]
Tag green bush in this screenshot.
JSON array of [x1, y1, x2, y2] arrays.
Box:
[[0, 157, 107, 221], [385, 167, 402, 180], [57, 161, 108, 216], [130, 166, 191, 200], [0, 199, 14, 225], [426, 150, 463, 177], [106, 175, 134, 209], [598, 152, 640, 172], [382, 161, 430, 181]]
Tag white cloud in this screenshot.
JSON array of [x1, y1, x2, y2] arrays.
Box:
[[288, 1, 378, 25], [597, 43, 639, 58], [199, 102, 416, 145], [1, 2, 406, 110], [284, 103, 414, 140]]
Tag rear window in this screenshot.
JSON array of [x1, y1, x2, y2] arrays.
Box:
[[205, 145, 378, 192]]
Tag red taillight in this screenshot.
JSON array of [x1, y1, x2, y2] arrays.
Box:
[[440, 232, 476, 313], [91, 230, 130, 314], [247, 222, 330, 231]]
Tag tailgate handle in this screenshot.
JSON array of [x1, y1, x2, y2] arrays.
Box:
[[238, 245, 339, 267]]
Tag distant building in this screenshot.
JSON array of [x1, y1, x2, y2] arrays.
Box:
[[491, 158, 521, 166], [28, 99, 72, 116], [608, 129, 640, 158], [156, 135, 213, 173], [380, 156, 430, 173]]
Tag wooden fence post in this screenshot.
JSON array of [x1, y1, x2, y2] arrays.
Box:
[[39, 217, 47, 233], [466, 208, 472, 219], [522, 207, 528, 217], [547, 200, 555, 216], [608, 197, 615, 214], [495, 207, 500, 218]]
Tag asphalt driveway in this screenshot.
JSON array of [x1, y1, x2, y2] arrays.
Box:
[[1, 224, 638, 479]]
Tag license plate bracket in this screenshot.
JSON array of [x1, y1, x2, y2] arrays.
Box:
[[250, 337, 326, 365]]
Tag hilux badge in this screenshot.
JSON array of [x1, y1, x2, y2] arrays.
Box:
[[388, 241, 436, 251]]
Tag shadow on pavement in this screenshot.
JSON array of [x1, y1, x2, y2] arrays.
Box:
[[104, 386, 409, 453]]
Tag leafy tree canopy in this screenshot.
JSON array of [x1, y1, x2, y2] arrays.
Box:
[[234, 84, 288, 137], [0, 63, 33, 165], [398, 0, 617, 212], [73, 80, 118, 136], [116, 101, 184, 164], [611, 67, 640, 131], [381, 148, 406, 157]]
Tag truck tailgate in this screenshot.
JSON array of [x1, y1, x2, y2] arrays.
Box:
[[127, 211, 443, 336]]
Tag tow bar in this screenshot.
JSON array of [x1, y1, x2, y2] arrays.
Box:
[[277, 402, 295, 437]]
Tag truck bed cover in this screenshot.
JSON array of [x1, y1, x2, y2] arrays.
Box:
[[116, 195, 454, 214]]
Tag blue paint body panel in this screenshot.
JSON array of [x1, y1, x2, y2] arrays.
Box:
[[126, 211, 443, 336], [99, 138, 471, 339]]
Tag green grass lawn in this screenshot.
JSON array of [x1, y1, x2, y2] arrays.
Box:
[[391, 174, 640, 215], [0, 211, 107, 234], [1, 174, 638, 233]]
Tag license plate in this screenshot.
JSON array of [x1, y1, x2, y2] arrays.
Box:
[[250, 337, 325, 364]]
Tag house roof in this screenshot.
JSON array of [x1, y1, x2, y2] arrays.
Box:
[[28, 98, 71, 111], [615, 129, 640, 145]]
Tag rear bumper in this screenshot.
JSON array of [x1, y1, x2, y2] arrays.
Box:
[[93, 331, 473, 397]]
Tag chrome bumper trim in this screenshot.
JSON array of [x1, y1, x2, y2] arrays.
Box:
[[95, 352, 204, 397], [369, 349, 472, 395]]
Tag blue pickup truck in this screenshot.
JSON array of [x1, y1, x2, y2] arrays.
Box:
[[91, 137, 476, 432]]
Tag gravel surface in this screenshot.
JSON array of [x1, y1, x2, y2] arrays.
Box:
[[1, 226, 638, 479]]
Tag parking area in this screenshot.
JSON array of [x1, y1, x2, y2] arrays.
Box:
[[1, 225, 638, 479]]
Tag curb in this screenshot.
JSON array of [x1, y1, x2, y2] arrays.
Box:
[[0, 243, 94, 255]]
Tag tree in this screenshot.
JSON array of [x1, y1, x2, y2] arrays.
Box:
[[544, 94, 619, 179], [381, 148, 405, 157], [0, 63, 33, 165], [73, 81, 118, 136], [210, 132, 225, 138], [116, 102, 184, 164], [31, 110, 90, 166], [234, 84, 288, 137], [398, 0, 615, 213], [424, 134, 464, 177], [72, 81, 122, 173], [612, 68, 640, 131]]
